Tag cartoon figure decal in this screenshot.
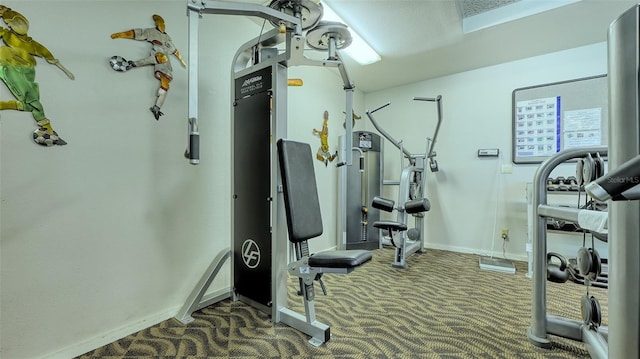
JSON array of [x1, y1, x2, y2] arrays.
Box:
[[0, 5, 74, 146], [343, 110, 361, 129], [313, 110, 337, 166], [109, 14, 186, 120]]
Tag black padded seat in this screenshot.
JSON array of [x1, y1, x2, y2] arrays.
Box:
[[277, 139, 372, 270], [373, 220, 407, 232], [276, 138, 373, 346], [309, 250, 372, 268]]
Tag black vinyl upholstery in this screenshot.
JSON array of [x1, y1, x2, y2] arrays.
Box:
[[373, 221, 407, 232], [372, 196, 395, 212], [277, 139, 324, 243], [372, 197, 430, 233], [308, 250, 372, 268], [405, 198, 431, 214], [277, 139, 372, 269]]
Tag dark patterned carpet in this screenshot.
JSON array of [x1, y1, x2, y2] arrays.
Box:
[[77, 247, 607, 358]]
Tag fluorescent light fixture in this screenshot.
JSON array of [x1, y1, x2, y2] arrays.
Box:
[[463, 0, 582, 33], [320, 3, 381, 65]]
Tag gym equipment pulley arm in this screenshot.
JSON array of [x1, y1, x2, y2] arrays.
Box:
[[366, 102, 414, 162], [413, 95, 443, 161], [186, 0, 356, 166], [185, 0, 302, 165]]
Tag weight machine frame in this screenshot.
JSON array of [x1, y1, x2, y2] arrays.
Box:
[[365, 96, 443, 268], [177, 0, 360, 346]]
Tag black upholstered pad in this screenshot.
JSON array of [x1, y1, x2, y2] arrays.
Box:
[[405, 198, 431, 213], [277, 139, 324, 242], [278, 139, 372, 270], [372, 196, 395, 212], [373, 220, 408, 232], [309, 250, 372, 268]]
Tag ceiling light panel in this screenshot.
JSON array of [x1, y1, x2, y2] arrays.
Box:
[[462, 0, 582, 33], [458, 0, 522, 18]]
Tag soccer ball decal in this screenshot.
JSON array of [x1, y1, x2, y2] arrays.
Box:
[[109, 55, 133, 72], [33, 128, 66, 146]]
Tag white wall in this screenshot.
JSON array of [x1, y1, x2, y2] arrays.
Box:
[[0, 1, 362, 358], [364, 42, 609, 262]]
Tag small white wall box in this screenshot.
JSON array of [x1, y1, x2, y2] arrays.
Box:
[[478, 148, 499, 157]]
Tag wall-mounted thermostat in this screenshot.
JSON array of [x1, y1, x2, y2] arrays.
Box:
[[477, 148, 500, 157]]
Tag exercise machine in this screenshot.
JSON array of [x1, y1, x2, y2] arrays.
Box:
[[528, 5, 640, 357], [365, 97, 443, 268], [183, 0, 356, 165], [277, 139, 371, 345], [337, 131, 384, 250], [177, 0, 370, 346]]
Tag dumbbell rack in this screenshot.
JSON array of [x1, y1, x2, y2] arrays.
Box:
[[526, 178, 608, 277], [546, 176, 581, 192], [528, 146, 609, 358]]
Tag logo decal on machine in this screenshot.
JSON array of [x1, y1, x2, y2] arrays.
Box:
[[242, 239, 260, 269], [240, 75, 264, 95], [235, 67, 271, 98], [241, 75, 262, 88]]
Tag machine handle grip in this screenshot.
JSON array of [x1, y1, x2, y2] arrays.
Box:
[[187, 117, 199, 165], [367, 102, 390, 114], [189, 132, 200, 165], [585, 154, 640, 200], [412, 95, 440, 102]]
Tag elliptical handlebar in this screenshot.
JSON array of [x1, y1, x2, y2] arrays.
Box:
[[368, 102, 391, 114], [365, 102, 414, 161]]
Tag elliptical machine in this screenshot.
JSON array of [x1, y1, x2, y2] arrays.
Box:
[[366, 96, 443, 268]]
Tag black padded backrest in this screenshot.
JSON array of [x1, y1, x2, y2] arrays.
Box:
[[277, 139, 323, 243]]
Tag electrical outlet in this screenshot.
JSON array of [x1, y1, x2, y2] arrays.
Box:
[[501, 228, 509, 240]]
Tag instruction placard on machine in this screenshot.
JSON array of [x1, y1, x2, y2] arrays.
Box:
[[358, 132, 373, 149]]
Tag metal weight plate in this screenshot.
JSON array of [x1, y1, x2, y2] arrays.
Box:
[[575, 159, 584, 185], [306, 21, 352, 50], [590, 296, 602, 327], [269, 0, 323, 30], [582, 153, 595, 183], [576, 247, 593, 277], [580, 294, 592, 325]]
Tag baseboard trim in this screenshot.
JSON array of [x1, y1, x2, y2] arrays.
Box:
[[44, 306, 180, 359], [424, 243, 529, 262]]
